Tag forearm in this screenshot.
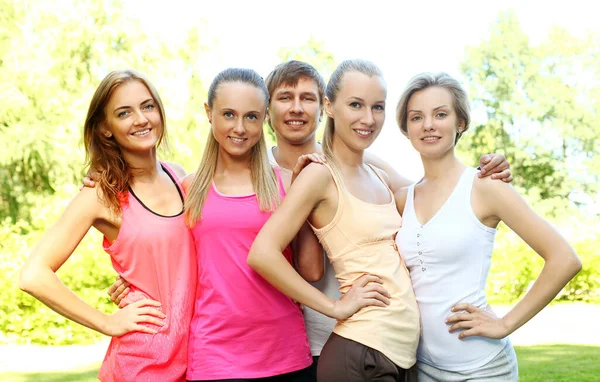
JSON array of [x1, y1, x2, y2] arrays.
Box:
[[502, 254, 581, 334], [20, 266, 110, 335], [249, 247, 336, 317]]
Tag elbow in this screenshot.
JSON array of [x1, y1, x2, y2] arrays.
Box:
[[302, 267, 324, 283], [19, 264, 41, 295], [569, 252, 583, 277], [247, 246, 265, 273]]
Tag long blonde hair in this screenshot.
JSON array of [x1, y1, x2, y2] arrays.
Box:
[[84, 69, 168, 213], [322, 59, 383, 172], [185, 68, 280, 226]]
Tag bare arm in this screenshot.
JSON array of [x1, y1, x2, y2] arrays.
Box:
[[248, 163, 390, 320], [164, 161, 187, 180], [447, 177, 581, 339], [19, 188, 164, 337]]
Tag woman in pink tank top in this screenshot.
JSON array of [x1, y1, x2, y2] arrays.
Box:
[[20, 70, 196, 382], [181, 68, 325, 382]]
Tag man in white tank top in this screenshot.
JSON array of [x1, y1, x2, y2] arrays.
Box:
[[263, 60, 514, 378]]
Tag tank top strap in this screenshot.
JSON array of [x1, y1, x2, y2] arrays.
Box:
[[307, 162, 346, 235], [454, 167, 478, 209], [401, 181, 418, 223], [365, 164, 394, 201], [273, 166, 287, 198], [160, 162, 185, 200]]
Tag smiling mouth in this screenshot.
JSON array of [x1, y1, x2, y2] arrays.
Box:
[[228, 136, 247, 144], [354, 129, 374, 137], [285, 120, 306, 127], [132, 128, 151, 136], [422, 136, 441, 141]]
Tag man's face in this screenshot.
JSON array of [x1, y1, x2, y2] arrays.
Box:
[[268, 77, 323, 145]]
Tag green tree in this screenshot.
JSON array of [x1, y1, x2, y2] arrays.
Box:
[[459, 11, 600, 215]]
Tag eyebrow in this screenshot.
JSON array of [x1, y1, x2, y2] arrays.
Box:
[[348, 96, 385, 104], [113, 98, 154, 113], [408, 105, 449, 113]]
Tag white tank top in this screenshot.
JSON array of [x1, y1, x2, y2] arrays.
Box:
[[395, 167, 508, 371], [268, 147, 341, 356]]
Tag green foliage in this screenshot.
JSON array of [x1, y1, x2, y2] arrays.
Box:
[[1, 190, 116, 345], [458, 11, 600, 216], [486, 221, 600, 305]]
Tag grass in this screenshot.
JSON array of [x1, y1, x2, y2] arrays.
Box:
[[1, 345, 598, 381], [516, 345, 600, 382], [0, 364, 100, 382]]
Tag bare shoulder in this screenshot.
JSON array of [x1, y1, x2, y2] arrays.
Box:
[[163, 161, 187, 179], [369, 165, 391, 187], [473, 171, 514, 198], [182, 173, 196, 193]]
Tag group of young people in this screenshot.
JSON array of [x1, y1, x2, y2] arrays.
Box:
[[19, 58, 581, 382]]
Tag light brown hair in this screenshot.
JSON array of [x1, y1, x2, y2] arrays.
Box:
[[396, 72, 471, 143], [83, 69, 168, 213]]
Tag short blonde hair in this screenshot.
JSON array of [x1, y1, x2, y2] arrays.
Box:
[[396, 72, 471, 143]]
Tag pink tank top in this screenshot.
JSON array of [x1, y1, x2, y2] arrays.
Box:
[[186, 168, 312, 380], [99, 163, 197, 382]]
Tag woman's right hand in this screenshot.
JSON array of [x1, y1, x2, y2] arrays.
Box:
[[103, 299, 165, 337], [107, 275, 131, 307], [332, 274, 390, 320]]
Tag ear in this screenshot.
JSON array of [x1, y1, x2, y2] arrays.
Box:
[[457, 120, 466, 133], [99, 123, 113, 138], [324, 97, 334, 118], [204, 102, 212, 123], [318, 105, 324, 122]]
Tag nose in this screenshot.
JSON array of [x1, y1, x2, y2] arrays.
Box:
[[423, 116, 434, 130], [361, 108, 375, 127], [133, 109, 148, 126], [232, 118, 246, 135], [290, 97, 303, 114]]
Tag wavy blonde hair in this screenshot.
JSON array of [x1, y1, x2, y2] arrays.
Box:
[[83, 69, 168, 213], [184, 68, 280, 226]]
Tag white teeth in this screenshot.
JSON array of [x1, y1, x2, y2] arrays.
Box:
[[229, 137, 246, 143], [133, 129, 150, 136], [423, 137, 440, 141], [355, 130, 372, 136], [287, 121, 305, 125]]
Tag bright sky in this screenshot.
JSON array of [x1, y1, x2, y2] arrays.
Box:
[[129, 0, 597, 181]]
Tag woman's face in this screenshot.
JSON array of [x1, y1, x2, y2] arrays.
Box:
[[326, 71, 387, 152], [102, 80, 163, 154], [405, 86, 463, 158], [206, 81, 267, 159]]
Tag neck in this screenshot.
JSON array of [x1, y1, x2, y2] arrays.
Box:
[[420, 150, 464, 181], [331, 135, 364, 168], [273, 136, 321, 170], [123, 149, 161, 183], [215, 147, 252, 175]]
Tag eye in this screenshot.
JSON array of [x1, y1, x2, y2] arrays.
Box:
[[349, 102, 361, 109], [410, 115, 422, 122], [246, 114, 259, 121], [373, 104, 385, 111], [279, 95, 290, 101], [118, 111, 129, 118], [223, 111, 234, 118], [143, 103, 155, 110], [303, 96, 316, 102], [436, 112, 448, 118]]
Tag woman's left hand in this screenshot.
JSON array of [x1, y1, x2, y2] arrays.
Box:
[[446, 303, 510, 339], [291, 153, 327, 184]]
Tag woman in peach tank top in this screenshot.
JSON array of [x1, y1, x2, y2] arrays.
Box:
[[20, 70, 196, 382], [249, 60, 420, 382]]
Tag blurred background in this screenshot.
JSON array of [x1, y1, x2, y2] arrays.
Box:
[[1, 0, 598, 380]]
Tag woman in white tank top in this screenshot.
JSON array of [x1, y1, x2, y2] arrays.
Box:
[[394, 72, 582, 381]]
